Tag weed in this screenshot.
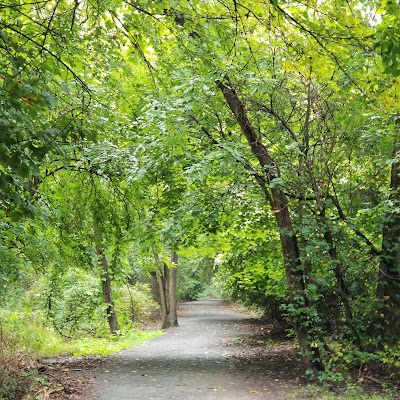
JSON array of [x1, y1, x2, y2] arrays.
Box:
[[297, 384, 397, 400], [43, 330, 164, 357], [0, 329, 37, 400]]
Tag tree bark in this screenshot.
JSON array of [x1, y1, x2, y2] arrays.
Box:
[[169, 251, 178, 327], [216, 79, 323, 371], [153, 250, 169, 328], [152, 249, 179, 329], [95, 245, 120, 334], [92, 216, 120, 335], [150, 270, 161, 303]]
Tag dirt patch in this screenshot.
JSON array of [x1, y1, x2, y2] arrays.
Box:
[[228, 318, 304, 383], [39, 357, 103, 399]]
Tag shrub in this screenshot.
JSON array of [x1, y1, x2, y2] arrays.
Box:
[[114, 282, 160, 328], [378, 343, 400, 380], [0, 326, 39, 400]]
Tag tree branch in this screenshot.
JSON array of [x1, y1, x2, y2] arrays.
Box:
[[329, 194, 381, 256]]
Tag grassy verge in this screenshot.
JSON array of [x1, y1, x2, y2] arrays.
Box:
[[0, 310, 164, 400], [299, 385, 397, 400], [39, 330, 164, 357], [1, 309, 163, 357]]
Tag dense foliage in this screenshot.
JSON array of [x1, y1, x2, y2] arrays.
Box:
[[1, 0, 400, 388]]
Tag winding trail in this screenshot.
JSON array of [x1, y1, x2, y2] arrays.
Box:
[[89, 300, 302, 400]]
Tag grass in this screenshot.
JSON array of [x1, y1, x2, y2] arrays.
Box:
[[40, 330, 164, 357], [0, 310, 164, 399], [1, 309, 164, 358], [296, 384, 397, 400], [0, 330, 164, 400]]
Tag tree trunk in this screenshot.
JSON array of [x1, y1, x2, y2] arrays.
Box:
[[95, 245, 120, 334], [153, 250, 169, 328], [92, 216, 120, 335], [216, 79, 323, 371], [152, 249, 179, 329], [157, 270, 169, 328], [169, 251, 178, 327], [379, 123, 400, 336], [150, 270, 161, 303], [303, 156, 362, 348]]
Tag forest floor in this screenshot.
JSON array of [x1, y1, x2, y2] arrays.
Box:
[[39, 300, 397, 400]]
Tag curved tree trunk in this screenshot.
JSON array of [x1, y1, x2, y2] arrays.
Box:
[[216, 79, 323, 371]]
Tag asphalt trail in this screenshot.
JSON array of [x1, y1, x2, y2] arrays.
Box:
[[89, 300, 300, 400]]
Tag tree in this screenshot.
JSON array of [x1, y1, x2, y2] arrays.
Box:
[[374, 1, 400, 336], [215, 78, 322, 368], [3, 0, 400, 380], [39, 139, 145, 333], [152, 249, 178, 329], [119, 0, 399, 371]]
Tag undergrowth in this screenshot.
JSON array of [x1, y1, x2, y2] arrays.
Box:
[[42, 330, 164, 357], [1, 309, 162, 356], [0, 278, 163, 399], [0, 327, 46, 400], [301, 384, 397, 400], [0, 320, 163, 400]]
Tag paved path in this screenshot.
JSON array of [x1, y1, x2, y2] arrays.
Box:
[[89, 300, 300, 400]]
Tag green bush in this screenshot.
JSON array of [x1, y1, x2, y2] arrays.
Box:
[[216, 246, 286, 317], [0, 367, 33, 400], [0, 309, 61, 355], [0, 305, 163, 358], [0, 272, 161, 358], [114, 282, 159, 328], [0, 327, 40, 400], [378, 343, 400, 380], [46, 273, 105, 338], [44, 330, 164, 357], [199, 283, 222, 300]]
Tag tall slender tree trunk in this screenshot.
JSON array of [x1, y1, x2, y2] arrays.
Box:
[[153, 250, 169, 327], [169, 251, 178, 327], [152, 249, 179, 329], [304, 156, 362, 348], [216, 79, 323, 371], [379, 121, 400, 336], [93, 218, 119, 335], [95, 245, 120, 334]]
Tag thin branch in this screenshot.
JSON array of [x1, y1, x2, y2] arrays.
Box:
[[274, 4, 365, 94], [329, 193, 381, 256], [253, 99, 298, 143], [0, 23, 89, 92]]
